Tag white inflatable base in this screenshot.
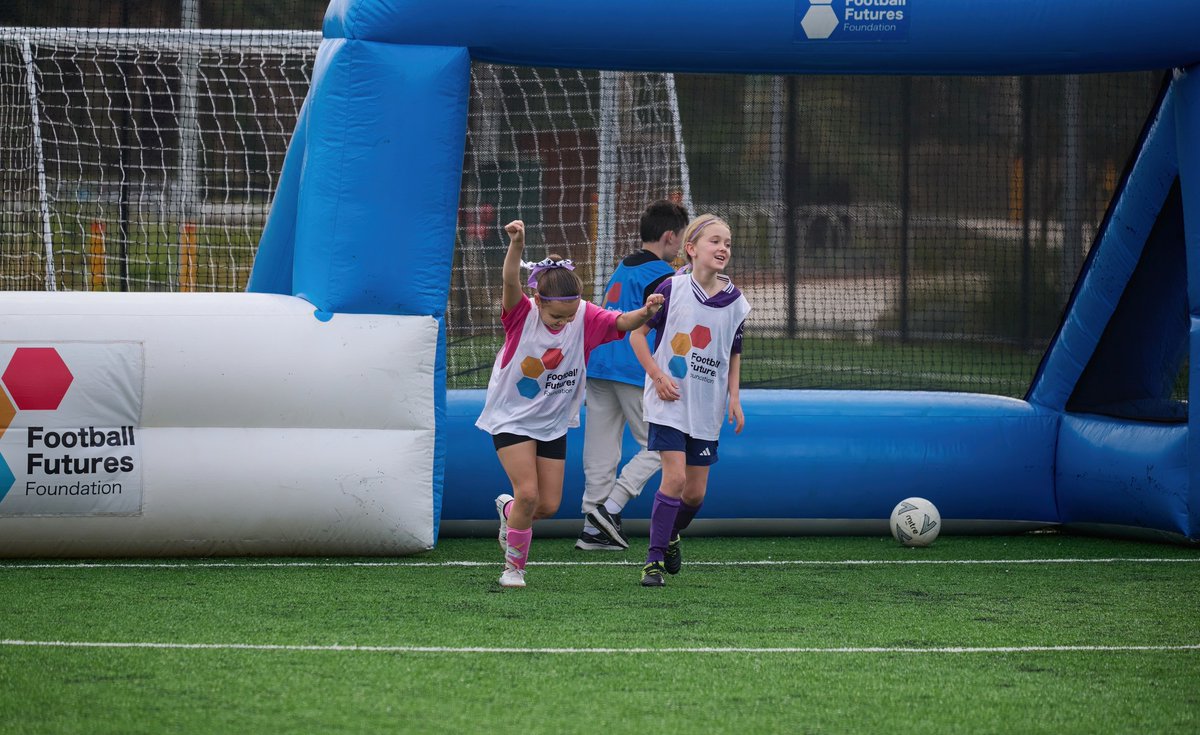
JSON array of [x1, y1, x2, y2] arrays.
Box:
[[0, 293, 437, 557]]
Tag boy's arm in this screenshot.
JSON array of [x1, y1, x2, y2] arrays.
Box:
[[632, 322, 680, 401], [501, 220, 526, 312], [614, 293, 664, 332], [727, 352, 744, 433]]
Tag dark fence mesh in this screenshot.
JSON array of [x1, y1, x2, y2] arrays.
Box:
[[450, 71, 1160, 396]]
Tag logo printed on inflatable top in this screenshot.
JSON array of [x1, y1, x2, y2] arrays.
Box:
[[797, 0, 908, 42], [800, 0, 839, 40], [0, 347, 76, 501]]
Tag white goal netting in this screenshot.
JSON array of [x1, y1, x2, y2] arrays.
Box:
[[0, 28, 693, 387], [0, 28, 318, 293], [451, 65, 692, 383]]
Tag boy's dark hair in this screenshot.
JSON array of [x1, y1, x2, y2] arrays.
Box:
[[535, 255, 583, 299], [639, 199, 689, 243]]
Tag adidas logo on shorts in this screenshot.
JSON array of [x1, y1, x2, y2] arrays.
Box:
[[699, 447, 711, 456]]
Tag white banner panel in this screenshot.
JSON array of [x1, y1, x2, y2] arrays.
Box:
[[0, 342, 144, 516], [0, 427, 435, 556]]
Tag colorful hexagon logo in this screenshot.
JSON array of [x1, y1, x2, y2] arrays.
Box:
[[541, 348, 564, 371], [605, 282, 621, 305], [670, 332, 692, 356], [0, 388, 14, 441], [517, 377, 541, 399], [668, 355, 688, 379], [520, 356, 545, 379], [690, 325, 712, 350], [2, 347, 73, 410]]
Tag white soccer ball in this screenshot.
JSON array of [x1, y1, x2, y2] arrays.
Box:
[[890, 497, 941, 547]]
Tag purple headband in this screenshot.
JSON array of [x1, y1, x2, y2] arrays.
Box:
[[686, 217, 720, 243], [523, 257, 579, 300]]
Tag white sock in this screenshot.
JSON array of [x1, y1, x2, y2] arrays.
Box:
[[604, 498, 624, 516], [582, 521, 599, 535]]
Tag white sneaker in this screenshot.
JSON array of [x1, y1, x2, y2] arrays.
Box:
[[495, 493, 513, 552], [498, 564, 526, 588]]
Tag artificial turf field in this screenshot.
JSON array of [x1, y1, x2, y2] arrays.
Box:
[[1, 533, 1198, 734]]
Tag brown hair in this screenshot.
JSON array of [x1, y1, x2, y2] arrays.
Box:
[[682, 214, 728, 246], [534, 255, 583, 299]]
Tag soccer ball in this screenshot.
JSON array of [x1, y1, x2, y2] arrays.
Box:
[[890, 497, 941, 547]]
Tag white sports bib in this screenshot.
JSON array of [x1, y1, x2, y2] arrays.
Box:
[[643, 274, 750, 441], [476, 298, 587, 441]]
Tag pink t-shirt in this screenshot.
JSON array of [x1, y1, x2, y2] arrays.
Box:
[[498, 297, 623, 369]]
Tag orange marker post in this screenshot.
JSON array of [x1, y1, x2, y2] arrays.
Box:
[[179, 222, 197, 292], [87, 220, 106, 291]]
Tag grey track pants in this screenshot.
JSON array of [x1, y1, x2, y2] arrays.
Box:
[[581, 378, 661, 515]]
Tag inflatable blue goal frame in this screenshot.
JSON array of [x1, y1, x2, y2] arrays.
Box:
[[249, 0, 1200, 543]]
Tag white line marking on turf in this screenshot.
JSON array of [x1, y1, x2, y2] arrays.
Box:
[[1, 557, 1199, 570], [2, 639, 1198, 655]]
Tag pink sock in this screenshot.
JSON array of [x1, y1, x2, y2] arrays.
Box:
[[503, 499, 514, 519], [504, 527, 532, 570]]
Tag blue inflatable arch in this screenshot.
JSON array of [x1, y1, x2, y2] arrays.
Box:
[[249, 0, 1200, 543]]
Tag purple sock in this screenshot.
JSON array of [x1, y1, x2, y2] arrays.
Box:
[[673, 500, 702, 536], [646, 491, 681, 563]]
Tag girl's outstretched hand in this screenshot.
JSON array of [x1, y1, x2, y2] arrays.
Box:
[[644, 292, 665, 315], [504, 220, 525, 246]]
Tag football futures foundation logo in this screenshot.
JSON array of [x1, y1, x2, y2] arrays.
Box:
[[516, 349, 579, 399], [666, 325, 722, 385], [0, 348, 75, 502], [0, 342, 144, 516], [798, 0, 908, 42]]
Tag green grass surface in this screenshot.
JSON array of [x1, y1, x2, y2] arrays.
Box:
[[2, 534, 1199, 733]]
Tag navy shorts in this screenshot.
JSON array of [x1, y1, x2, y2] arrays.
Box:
[[491, 432, 567, 460], [647, 422, 718, 466]]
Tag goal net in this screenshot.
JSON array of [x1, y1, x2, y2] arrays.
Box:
[[0, 27, 316, 293], [0, 28, 692, 383]]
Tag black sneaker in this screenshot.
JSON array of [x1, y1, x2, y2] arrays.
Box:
[[585, 506, 628, 548], [664, 534, 682, 575], [575, 530, 626, 551], [641, 561, 666, 587]]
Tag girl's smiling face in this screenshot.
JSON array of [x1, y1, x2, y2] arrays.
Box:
[[687, 222, 732, 273], [535, 296, 580, 330]]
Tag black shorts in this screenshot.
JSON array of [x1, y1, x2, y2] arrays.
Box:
[[491, 432, 568, 460]]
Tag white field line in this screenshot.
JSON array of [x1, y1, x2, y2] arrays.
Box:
[[1, 639, 1198, 655], [1, 557, 1199, 570]]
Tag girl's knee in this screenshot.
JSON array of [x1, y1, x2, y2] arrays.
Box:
[[533, 498, 561, 520], [511, 490, 539, 514], [657, 477, 686, 498]]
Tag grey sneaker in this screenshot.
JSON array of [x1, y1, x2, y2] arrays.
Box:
[[585, 506, 628, 548], [495, 493, 513, 552], [575, 530, 626, 551]]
